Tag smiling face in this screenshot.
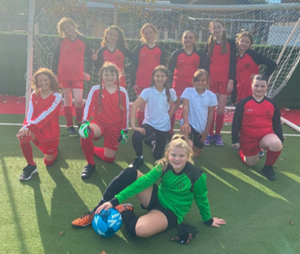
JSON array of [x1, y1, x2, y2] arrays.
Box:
[[182, 31, 196, 48], [142, 27, 156, 44], [36, 74, 51, 92], [210, 21, 225, 38], [238, 36, 252, 52], [153, 70, 168, 90], [193, 74, 208, 93], [107, 29, 119, 45], [61, 22, 76, 39], [102, 69, 117, 86], [168, 147, 189, 173], [252, 79, 268, 100]]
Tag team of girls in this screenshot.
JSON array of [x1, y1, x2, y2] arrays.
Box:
[[72, 134, 226, 238], [231, 74, 283, 180], [92, 25, 133, 88], [130, 23, 167, 126], [234, 31, 277, 103], [180, 69, 217, 158], [52, 17, 92, 137], [129, 65, 180, 169], [78, 62, 129, 179], [168, 30, 207, 137], [17, 68, 62, 181], [204, 19, 237, 147]]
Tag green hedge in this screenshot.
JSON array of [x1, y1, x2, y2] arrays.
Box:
[[0, 32, 299, 108]]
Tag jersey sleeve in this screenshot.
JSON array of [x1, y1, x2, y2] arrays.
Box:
[[158, 44, 167, 66], [170, 88, 177, 102], [23, 93, 62, 132], [52, 38, 63, 75], [94, 47, 105, 70], [247, 49, 277, 78], [130, 44, 142, 85], [82, 36, 93, 75], [270, 99, 284, 143], [231, 99, 246, 144], [197, 51, 207, 69], [193, 173, 212, 223], [204, 42, 210, 72], [115, 165, 163, 204], [228, 39, 237, 80], [120, 87, 130, 130], [168, 49, 180, 85], [83, 85, 99, 121]]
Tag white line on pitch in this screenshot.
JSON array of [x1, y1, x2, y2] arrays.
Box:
[[1, 122, 300, 137]]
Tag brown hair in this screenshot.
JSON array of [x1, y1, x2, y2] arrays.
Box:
[[32, 68, 59, 95], [140, 23, 159, 43], [101, 25, 127, 48], [236, 31, 253, 47], [156, 134, 193, 170], [97, 62, 124, 113], [182, 30, 197, 50], [193, 69, 209, 83], [57, 17, 82, 38], [207, 19, 228, 57], [150, 65, 171, 102], [252, 74, 269, 85]]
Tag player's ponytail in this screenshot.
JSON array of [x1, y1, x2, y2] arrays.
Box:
[[150, 65, 171, 102], [116, 71, 125, 111]]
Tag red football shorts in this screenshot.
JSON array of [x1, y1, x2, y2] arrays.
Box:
[[60, 80, 84, 89], [209, 81, 230, 95], [240, 132, 274, 156]]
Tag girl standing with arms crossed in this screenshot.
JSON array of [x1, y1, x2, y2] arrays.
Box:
[[130, 23, 167, 126], [204, 19, 237, 146], [231, 75, 283, 180], [129, 65, 180, 169], [169, 30, 206, 137], [180, 69, 217, 158], [17, 68, 62, 181], [92, 25, 132, 88], [235, 31, 277, 103], [52, 17, 92, 137], [78, 63, 129, 180], [72, 135, 225, 240]]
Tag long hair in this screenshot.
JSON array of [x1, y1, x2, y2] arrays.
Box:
[[150, 65, 171, 102], [182, 30, 197, 50], [97, 62, 124, 113], [140, 23, 159, 43], [236, 31, 253, 47], [101, 25, 127, 48], [156, 134, 194, 171], [32, 68, 59, 95], [57, 17, 82, 38], [207, 19, 228, 57]]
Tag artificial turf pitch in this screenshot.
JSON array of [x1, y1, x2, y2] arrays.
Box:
[[0, 114, 299, 254]]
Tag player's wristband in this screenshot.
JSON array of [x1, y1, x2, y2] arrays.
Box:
[[204, 218, 214, 226], [110, 198, 120, 207]]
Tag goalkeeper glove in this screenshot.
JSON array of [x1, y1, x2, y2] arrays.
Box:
[[78, 120, 92, 139], [169, 223, 199, 245], [118, 130, 128, 145]]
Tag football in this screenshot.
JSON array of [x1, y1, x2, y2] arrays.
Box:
[[92, 208, 122, 237]]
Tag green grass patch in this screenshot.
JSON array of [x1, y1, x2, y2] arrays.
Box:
[[1, 115, 300, 254]]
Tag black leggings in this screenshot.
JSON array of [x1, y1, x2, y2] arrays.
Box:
[[132, 124, 169, 160]]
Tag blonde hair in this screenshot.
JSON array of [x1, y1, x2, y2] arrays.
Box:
[[207, 19, 228, 57], [32, 68, 60, 95], [140, 23, 159, 43], [156, 134, 194, 170], [57, 17, 82, 38], [97, 62, 125, 113]]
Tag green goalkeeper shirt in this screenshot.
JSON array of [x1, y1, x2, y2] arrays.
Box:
[[115, 162, 212, 224]]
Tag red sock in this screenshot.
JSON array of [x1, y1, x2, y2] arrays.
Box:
[[80, 129, 95, 165], [94, 147, 115, 163], [209, 111, 216, 136], [44, 150, 58, 166], [169, 113, 176, 135], [75, 106, 84, 123], [239, 149, 246, 164], [137, 110, 144, 127], [64, 106, 74, 127], [265, 149, 281, 166], [215, 114, 225, 135], [19, 136, 34, 165]]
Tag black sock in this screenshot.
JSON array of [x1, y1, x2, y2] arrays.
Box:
[[122, 210, 138, 236], [92, 167, 137, 212]]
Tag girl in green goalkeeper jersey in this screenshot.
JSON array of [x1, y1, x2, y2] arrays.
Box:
[[72, 134, 225, 237]]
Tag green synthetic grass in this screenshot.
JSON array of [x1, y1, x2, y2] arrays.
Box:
[[1, 114, 300, 254]]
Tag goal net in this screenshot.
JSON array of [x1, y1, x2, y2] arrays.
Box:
[[30, 0, 300, 123]]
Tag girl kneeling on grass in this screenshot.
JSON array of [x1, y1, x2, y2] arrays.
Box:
[[72, 134, 226, 239], [17, 68, 62, 181], [79, 62, 129, 180]]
